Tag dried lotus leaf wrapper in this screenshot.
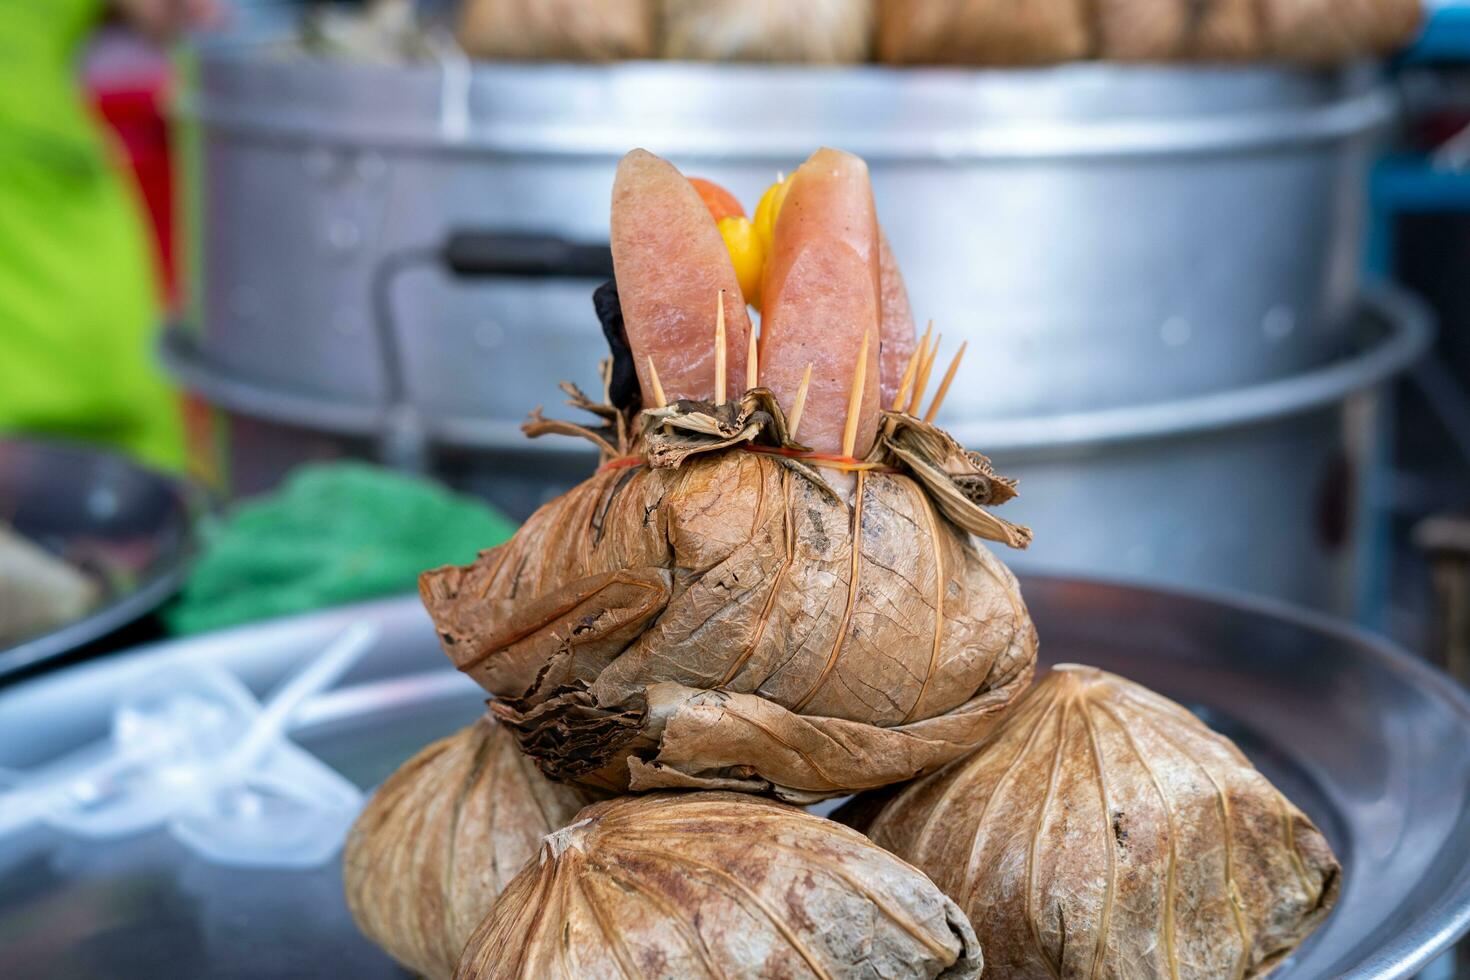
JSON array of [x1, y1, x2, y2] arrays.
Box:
[[421, 452, 1036, 800], [424, 145, 1031, 800], [342, 717, 592, 980], [454, 792, 984, 979], [852, 665, 1340, 979], [876, 0, 1093, 66], [1096, 0, 1261, 61]]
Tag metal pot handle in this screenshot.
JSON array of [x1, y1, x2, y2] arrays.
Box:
[[372, 231, 613, 470], [440, 230, 613, 280]]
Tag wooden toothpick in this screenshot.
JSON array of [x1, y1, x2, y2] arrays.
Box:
[[896, 321, 933, 413], [923, 340, 967, 423], [907, 331, 941, 416], [841, 331, 871, 459], [715, 290, 728, 406], [899, 336, 926, 414], [788, 364, 813, 441], [891, 343, 923, 413], [746, 320, 759, 393], [646, 356, 668, 408]]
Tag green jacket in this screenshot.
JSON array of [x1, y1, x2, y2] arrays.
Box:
[[0, 0, 184, 471]]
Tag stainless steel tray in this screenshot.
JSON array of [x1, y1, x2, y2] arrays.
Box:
[[0, 440, 199, 680], [1, 577, 1467, 979]]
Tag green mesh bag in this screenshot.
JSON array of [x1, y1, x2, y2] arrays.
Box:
[[166, 464, 518, 635]]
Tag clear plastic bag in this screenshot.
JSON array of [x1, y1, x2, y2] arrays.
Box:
[[0, 625, 376, 869]]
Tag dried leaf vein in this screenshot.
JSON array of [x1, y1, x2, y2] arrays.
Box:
[[614, 844, 834, 980], [792, 471, 868, 713]]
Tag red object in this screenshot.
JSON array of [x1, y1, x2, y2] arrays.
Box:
[[88, 59, 177, 308], [688, 177, 746, 223]]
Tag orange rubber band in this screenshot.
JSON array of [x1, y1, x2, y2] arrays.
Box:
[[599, 456, 648, 473], [598, 445, 896, 475]]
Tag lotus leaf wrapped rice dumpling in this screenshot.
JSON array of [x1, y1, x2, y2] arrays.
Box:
[[873, 0, 1422, 65], [849, 665, 1341, 979], [421, 147, 1037, 802], [342, 717, 593, 980], [455, 792, 984, 980]]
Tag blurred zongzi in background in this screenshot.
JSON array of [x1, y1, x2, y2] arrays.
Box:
[[310, 0, 1422, 65], [876, 0, 1423, 65], [1258, 0, 1425, 64], [659, 0, 874, 63], [456, 0, 655, 60]]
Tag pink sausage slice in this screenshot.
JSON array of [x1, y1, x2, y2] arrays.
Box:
[[759, 148, 882, 457], [878, 230, 917, 407], [611, 149, 752, 407]]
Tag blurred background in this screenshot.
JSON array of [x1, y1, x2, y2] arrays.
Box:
[[2, 0, 1468, 682]]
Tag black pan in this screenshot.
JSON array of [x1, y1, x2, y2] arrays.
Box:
[[0, 439, 199, 680]]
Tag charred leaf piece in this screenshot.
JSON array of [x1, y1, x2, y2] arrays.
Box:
[[640, 387, 803, 468], [878, 413, 1031, 549], [592, 280, 642, 418]]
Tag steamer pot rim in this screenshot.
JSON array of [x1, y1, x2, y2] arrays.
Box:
[[178, 40, 1395, 161], [160, 287, 1431, 457]]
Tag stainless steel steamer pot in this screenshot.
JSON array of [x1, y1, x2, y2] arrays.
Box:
[[174, 41, 1392, 420], [976, 288, 1430, 618], [169, 37, 1411, 614]]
